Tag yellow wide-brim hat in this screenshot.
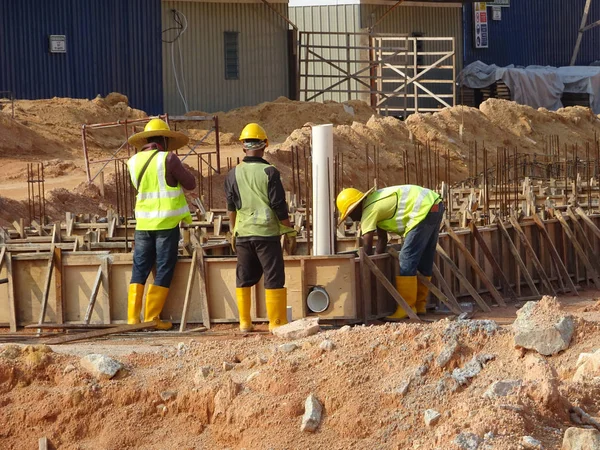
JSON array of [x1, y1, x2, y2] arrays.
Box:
[[128, 118, 189, 151]]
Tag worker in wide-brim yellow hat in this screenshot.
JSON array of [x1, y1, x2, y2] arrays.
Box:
[[128, 118, 189, 151]]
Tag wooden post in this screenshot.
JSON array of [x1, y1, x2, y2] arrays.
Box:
[[54, 247, 64, 324], [84, 267, 103, 324], [5, 251, 16, 332], [359, 249, 372, 322], [179, 249, 198, 332], [191, 234, 211, 329]]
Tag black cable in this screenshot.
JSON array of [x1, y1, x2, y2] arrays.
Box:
[[162, 10, 184, 43]]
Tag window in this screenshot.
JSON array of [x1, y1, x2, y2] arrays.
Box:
[[224, 32, 239, 80]]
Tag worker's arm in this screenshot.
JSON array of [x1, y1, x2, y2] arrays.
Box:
[[265, 166, 290, 222], [166, 153, 196, 190], [375, 227, 388, 254], [227, 211, 236, 231], [362, 231, 374, 256]]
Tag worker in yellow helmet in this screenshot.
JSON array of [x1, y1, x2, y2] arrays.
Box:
[[336, 185, 444, 319], [126, 118, 196, 330], [224, 123, 295, 332]]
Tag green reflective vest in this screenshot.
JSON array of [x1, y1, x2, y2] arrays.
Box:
[[363, 185, 440, 236], [127, 151, 192, 231], [234, 162, 282, 238]]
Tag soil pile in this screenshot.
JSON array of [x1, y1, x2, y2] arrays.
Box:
[[2, 298, 600, 449]]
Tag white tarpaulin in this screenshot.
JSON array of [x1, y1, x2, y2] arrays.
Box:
[[459, 61, 600, 114]]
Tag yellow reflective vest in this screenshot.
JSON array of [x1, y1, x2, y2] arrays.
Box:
[[127, 151, 192, 231]]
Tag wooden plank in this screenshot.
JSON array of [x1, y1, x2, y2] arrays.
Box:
[[436, 244, 491, 312], [575, 206, 600, 241], [54, 247, 64, 324], [83, 267, 103, 324], [37, 245, 56, 328], [508, 216, 556, 296], [179, 249, 198, 332], [5, 252, 16, 332], [100, 257, 110, 324], [361, 250, 421, 321], [568, 208, 600, 269], [431, 263, 461, 312], [0, 246, 5, 273], [300, 258, 308, 318], [496, 219, 540, 296], [191, 234, 211, 329], [445, 223, 506, 307], [359, 249, 372, 322], [469, 222, 518, 302], [532, 213, 577, 294], [417, 273, 462, 315], [26, 323, 116, 330], [556, 211, 600, 289], [43, 322, 157, 345]]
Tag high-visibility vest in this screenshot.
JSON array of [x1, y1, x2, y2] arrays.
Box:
[[127, 151, 192, 231], [364, 185, 440, 236], [233, 162, 282, 238]]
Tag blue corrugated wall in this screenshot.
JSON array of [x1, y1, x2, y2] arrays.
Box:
[[464, 1, 600, 67], [0, 0, 163, 114]]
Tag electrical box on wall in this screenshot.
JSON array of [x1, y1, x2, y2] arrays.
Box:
[[49, 35, 66, 53]]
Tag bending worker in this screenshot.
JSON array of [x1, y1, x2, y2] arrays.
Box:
[[126, 118, 196, 330], [336, 185, 444, 319], [224, 123, 294, 332]]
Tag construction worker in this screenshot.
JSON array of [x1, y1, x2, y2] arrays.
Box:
[[336, 185, 444, 319], [126, 118, 196, 330], [224, 123, 294, 332]]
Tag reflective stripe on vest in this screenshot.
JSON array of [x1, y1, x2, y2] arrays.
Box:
[[127, 151, 192, 231], [234, 162, 281, 237], [366, 185, 440, 236]]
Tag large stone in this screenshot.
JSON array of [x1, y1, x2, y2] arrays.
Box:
[[424, 409, 441, 427], [573, 350, 600, 382], [80, 354, 124, 380], [513, 297, 575, 356], [454, 432, 482, 450], [273, 317, 320, 340], [562, 427, 600, 450], [452, 354, 495, 386], [482, 380, 522, 399], [301, 393, 323, 432]]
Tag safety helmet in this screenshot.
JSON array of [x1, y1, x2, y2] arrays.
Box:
[[239, 123, 269, 148], [336, 187, 374, 224], [128, 118, 189, 151]]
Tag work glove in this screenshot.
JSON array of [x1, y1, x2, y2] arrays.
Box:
[[227, 232, 236, 253], [283, 233, 297, 255]]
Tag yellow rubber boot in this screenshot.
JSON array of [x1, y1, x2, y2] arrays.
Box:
[[386, 275, 417, 320], [265, 288, 288, 332], [127, 283, 145, 324], [236, 287, 254, 332], [144, 284, 172, 330], [416, 276, 432, 314]]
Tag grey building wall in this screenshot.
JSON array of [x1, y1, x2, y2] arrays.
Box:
[[162, 1, 290, 114]]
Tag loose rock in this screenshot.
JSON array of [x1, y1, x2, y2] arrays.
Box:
[[452, 354, 495, 386], [278, 343, 298, 354], [80, 354, 124, 380], [454, 432, 482, 450], [319, 339, 335, 352], [63, 364, 76, 375], [436, 340, 460, 368], [522, 435, 542, 449], [273, 317, 320, 340], [338, 325, 351, 333], [562, 427, 600, 450], [223, 361, 235, 371], [573, 350, 600, 382], [393, 379, 411, 396], [160, 391, 177, 401], [301, 393, 323, 432], [513, 296, 575, 356], [156, 404, 168, 416], [424, 409, 441, 427], [482, 379, 522, 399]]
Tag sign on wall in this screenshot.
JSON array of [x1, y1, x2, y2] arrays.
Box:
[[49, 35, 66, 53], [487, 0, 510, 6], [492, 6, 502, 20], [474, 3, 489, 49]]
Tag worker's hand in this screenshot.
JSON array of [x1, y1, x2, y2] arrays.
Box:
[[283, 233, 297, 255], [228, 233, 236, 253]]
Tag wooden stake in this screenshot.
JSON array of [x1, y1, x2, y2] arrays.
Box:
[[54, 247, 65, 324], [5, 251, 16, 332], [179, 249, 198, 332], [84, 267, 103, 324], [432, 263, 461, 311], [43, 322, 157, 345], [359, 248, 372, 322], [191, 234, 211, 329], [445, 223, 507, 307], [436, 244, 491, 312], [496, 219, 540, 296], [417, 273, 462, 315], [37, 244, 56, 331], [361, 250, 421, 321]]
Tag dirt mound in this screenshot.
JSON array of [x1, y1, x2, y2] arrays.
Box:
[[186, 97, 376, 144], [0, 113, 66, 159], [3, 304, 600, 449]]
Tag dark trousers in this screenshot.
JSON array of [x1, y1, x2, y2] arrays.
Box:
[[236, 240, 285, 289], [130, 227, 180, 288], [399, 203, 445, 277]]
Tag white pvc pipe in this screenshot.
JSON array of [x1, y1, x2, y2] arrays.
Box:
[[311, 124, 335, 256]]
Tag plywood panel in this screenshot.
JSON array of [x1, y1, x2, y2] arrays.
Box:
[[304, 257, 356, 319], [205, 260, 238, 321], [162, 260, 203, 323], [110, 264, 134, 323], [0, 264, 9, 323], [64, 266, 105, 323], [14, 259, 56, 325]]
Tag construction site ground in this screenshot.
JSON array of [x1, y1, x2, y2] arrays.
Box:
[[3, 94, 600, 448]]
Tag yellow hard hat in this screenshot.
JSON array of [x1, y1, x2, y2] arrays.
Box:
[[336, 187, 374, 224], [128, 118, 189, 151], [239, 123, 268, 147]]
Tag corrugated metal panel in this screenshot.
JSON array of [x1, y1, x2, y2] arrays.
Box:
[[290, 5, 361, 103], [162, 2, 290, 114], [0, 0, 163, 115], [464, 0, 600, 67]]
